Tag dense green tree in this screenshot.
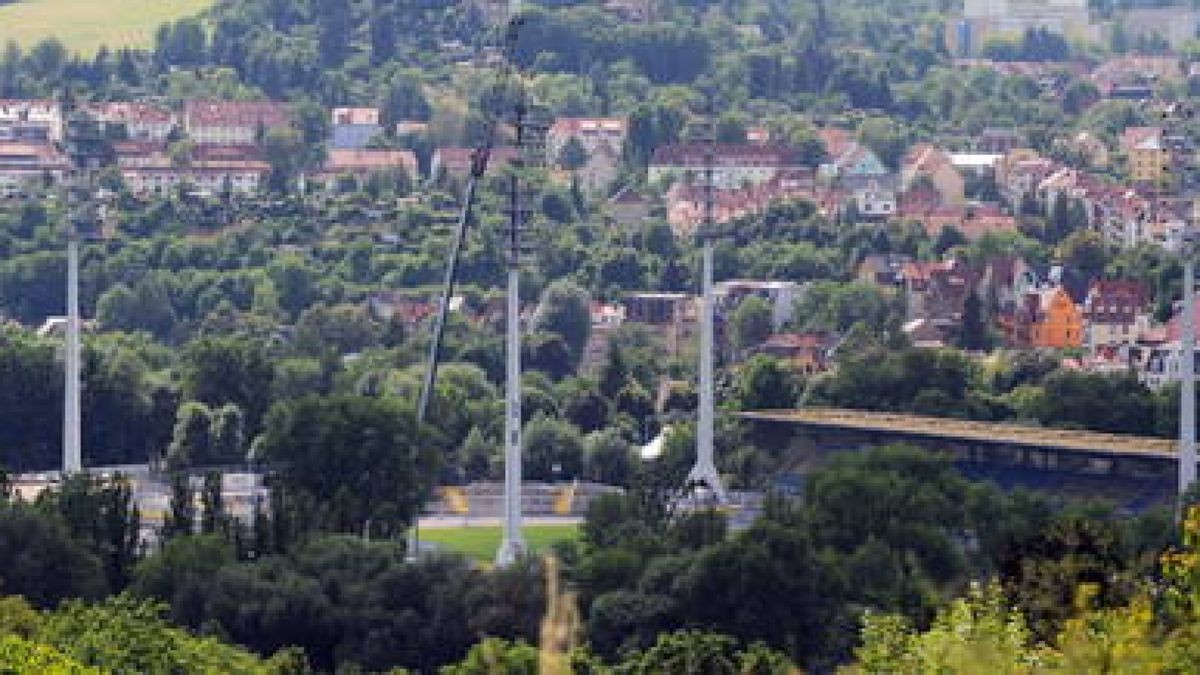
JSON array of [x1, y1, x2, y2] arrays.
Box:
[[182, 337, 274, 432], [729, 296, 774, 354], [523, 413, 585, 481], [255, 395, 437, 535], [0, 505, 107, 608], [735, 355, 794, 410]]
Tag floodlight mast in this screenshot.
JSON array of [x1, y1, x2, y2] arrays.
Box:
[[685, 104, 727, 504], [1164, 102, 1198, 514], [411, 8, 526, 561], [60, 94, 112, 477]]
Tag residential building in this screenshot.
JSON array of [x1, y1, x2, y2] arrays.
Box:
[[979, 255, 1032, 313], [546, 117, 627, 163], [851, 177, 898, 220], [122, 162, 270, 197], [665, 169, 814, 237], [120, 146, 270, 197], [904, 259, 979, 341], [649, 143, 804, 190], [330, 107, 384, 150], [0, 141, 70, 198], [315, 148, 418, 189], [83, 102, 175, 141], [1121, 127, 1170, 186], [112, 140, 169, 168], [902, 144, 965, 205], [0, 100, 62, 142], [184, 100, 292, 146], [1082, 280, 1149, 347], [818, 130, 890, 188], [907, 203, 1018, 241], [949, 152, 1004, 178], [1009, 286, 1084, 348]]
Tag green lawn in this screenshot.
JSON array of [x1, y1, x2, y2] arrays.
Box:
[[419, 524, 581, 562], [0, 0, 214, 54]]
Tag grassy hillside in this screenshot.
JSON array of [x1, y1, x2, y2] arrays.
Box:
[[0, 0, 213, 54]]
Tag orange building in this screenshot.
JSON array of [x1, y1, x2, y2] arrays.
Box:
[[1009, 287, 1084, 348]]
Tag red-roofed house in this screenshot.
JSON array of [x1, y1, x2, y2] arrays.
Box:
[[184, 100, 292, 146], [547, 117, 627, 159], [1083, 280, 1149, 346], [315, 149, 418, 189], [901, 144, 965, 205], [649, 144, 803, 189], [0, 141, 70, 197]]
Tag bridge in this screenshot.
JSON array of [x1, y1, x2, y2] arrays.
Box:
[[739, 408, 1181, 509]]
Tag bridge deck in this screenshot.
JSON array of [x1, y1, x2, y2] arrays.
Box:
[[739, 408, 1178, 460]]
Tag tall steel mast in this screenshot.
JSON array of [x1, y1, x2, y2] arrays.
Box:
[[411, 1, 532, 561], [685, 105, 726, 503]]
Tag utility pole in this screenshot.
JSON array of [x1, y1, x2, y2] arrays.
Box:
[[685, 104, 726, 504]]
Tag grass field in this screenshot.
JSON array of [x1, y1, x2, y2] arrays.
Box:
[[0, 0, 214, 54], [420, 524, 581, 562]]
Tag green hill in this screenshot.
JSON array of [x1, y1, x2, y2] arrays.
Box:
[[0, 0, 213, 54]]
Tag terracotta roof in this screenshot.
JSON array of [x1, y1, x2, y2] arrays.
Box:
[[324, 149, 417, 174], [0, 141, 68, 166], [194, 145, 263, 162], [83, 101, 173, 124], [185, 100, 291, 128]]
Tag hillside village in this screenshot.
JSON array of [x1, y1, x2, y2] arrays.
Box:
[[5, 62, 1200, 391], [6, 0, 1200, 671]]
